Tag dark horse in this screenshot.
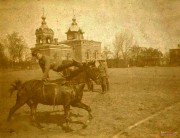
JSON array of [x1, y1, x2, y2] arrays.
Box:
[[64, 61, 98, 91], [7, 64, 99, 131]]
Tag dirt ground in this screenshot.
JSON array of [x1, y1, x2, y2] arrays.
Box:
[[0, 67, 180, 138]]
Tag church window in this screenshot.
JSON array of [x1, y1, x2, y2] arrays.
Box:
[[86, 50, 91, 60], [94, 51, 98, 59], [46, 38, 51, 43], [38, 36, 42, 44], [40, 39, 42, 44]]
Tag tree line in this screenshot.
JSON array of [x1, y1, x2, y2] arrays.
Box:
[[105, 30, 169, 67]]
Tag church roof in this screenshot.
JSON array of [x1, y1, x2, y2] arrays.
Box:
[[67, 15, 84, 33], [35, 16, 54, 35]]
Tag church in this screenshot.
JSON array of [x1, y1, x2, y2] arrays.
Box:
[[31, 14, 102, 63]]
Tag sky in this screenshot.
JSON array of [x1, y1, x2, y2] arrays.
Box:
[[0, 0, 180, 53]]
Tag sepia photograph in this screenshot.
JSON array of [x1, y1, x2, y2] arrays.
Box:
[[0, 0, 180, 137]]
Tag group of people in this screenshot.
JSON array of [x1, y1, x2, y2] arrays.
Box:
[[32, 49, 109, 94]]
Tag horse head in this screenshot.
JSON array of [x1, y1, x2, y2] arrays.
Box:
[[83, 64, 100, 84], [65, 61, 100, 84]]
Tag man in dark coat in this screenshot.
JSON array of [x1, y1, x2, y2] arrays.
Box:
[[98, 59, 108, 93], [32, 49, 82, 81]]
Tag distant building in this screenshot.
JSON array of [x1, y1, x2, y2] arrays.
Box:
[[169, 44, 180, 65], [60, 15, 101, 62], [31, 15, 72, 63], [31, 14, 101, 63]]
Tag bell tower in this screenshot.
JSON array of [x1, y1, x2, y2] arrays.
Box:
[[66, 14, 84, 40], [35, 14, 54, 46], [60, 12, 101, 62], [32, 12, 73, 61]]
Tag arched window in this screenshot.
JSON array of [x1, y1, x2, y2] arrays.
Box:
[[38, 36, 42, 44], [39, 39, 42, 44], [46, 38, 51, 43], [94, 51, 98, 59], [86, 50, 91, 60]]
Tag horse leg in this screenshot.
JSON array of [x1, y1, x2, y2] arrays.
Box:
[[71, 102, 93, 120], [101, 77, 107, 93], [91, 82, 94, 92], [86, 82, 91, 91], [26, 101, 33, 117], [63, 104, 71, 131], [26, 101, 41, 128], [106, 78, 109, 91], [31, 103, 37, 122], [71, 102, 92, 128], [101, 84, 104, 93], [7, 98, 28, 121], [89, 80, 94, 92], [27, 101, 37, 121], [32, 103, 42, 128]]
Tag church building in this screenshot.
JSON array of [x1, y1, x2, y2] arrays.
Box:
[[31, 14, 102, 63]]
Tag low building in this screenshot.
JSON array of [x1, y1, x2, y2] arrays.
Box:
[[170, 44, 180, 65]]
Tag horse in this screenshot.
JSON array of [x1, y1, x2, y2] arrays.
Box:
[[67, 61, 109, 93], [7, 64, 99, 131], [64, 61, 99, 91]]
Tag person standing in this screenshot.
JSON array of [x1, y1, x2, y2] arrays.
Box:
[[103, 60, 109, 91], [98, 59, 108, 94]]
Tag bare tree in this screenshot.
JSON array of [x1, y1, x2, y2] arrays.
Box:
[[113, 30, 135, 64], [102, 46, 113, 59], [6, 32, 29, 62]]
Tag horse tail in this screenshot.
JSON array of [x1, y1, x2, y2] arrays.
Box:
[[9, 80, 23, 97]]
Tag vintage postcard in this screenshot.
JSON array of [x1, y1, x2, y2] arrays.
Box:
[[0, 0, 179, 138]]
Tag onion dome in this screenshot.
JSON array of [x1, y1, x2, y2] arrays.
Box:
[[35, 16, 54, 44], [66, 15, 84, 40], [35, 16, 54, 36], [67, 15, 84, 33]]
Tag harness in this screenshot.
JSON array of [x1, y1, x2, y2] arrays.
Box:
[[42, 81, 76, 111], [43, 82, 58, 110]]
